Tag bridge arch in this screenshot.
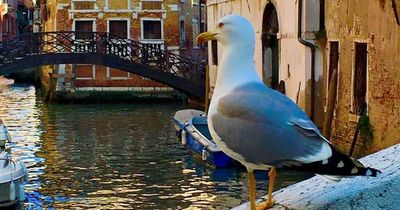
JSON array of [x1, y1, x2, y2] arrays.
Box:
[[0, 32, 205, 100]]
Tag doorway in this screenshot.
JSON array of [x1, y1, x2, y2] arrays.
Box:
[[262, 3, 279, 89]]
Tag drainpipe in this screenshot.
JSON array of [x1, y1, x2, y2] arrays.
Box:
[[297, 0, 316, 121]]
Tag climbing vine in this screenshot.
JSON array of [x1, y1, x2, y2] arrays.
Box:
[[358, 113, 373, 142]]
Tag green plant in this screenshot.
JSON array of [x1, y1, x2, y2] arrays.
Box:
[[358, 113, 373, 142]]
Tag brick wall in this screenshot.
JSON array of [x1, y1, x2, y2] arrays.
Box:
[[48, 0, 186, 89]]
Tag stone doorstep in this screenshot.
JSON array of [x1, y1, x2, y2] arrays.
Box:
[[233, 143, 400, 210]]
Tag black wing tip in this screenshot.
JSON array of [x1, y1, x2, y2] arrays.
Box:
[[360, 167, 382, 177], [287, 147, 382, 177]]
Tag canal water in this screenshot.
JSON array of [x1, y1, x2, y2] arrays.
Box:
[[0, 80, 312, 209]]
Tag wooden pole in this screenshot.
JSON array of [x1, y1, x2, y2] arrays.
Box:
[[296, 82, 301, 104], [322, 68, 338, 138]]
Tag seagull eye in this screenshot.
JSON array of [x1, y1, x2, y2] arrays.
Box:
[[218, 23, 224, 28]]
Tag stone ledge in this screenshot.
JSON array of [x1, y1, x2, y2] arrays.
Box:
[[233, 144, 400, 210]]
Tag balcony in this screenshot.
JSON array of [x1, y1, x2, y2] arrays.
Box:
[[139, 39, 164, 50]]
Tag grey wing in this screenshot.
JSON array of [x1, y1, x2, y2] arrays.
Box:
[[211, 83, 332, 166]]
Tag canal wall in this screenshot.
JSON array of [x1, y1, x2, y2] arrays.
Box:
[[53, 87, 184, 103], [233, 143, 400, 210], [38, 65, 185, 103]]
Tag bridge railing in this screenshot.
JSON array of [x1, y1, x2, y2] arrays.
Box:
[[0, 31, 205, 86]]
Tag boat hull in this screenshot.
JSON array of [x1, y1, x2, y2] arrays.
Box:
[[173, 109, 239, 168], [0, 178, 25, 207], [0, 151, 28, 207]]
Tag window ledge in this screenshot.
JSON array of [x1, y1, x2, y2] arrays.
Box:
[[69, 9, 102, 13], [76, 77, 95, 80], [140, 9, 166, 13], [108, 77, 129, 80], [104, 9, 133, 13], [139, 39, 165, 44]]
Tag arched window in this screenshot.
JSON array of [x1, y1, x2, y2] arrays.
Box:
[[262, 3, 279, 89]]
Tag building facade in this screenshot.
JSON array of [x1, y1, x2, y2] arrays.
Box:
[[0, 0, 18, 41], [0, 0, 34, 41], [205, 0, 326, 126], [326, 0, 400, 156], [39, 0, 205, 101], [17, 0, 34, 34], [178, 0, 206, 60]]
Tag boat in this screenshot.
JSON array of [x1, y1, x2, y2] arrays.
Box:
[[0, 120, 28, 207], [0, 151, 28, 207], [173, 109, 239, 168], [0, 120, 11, 148]]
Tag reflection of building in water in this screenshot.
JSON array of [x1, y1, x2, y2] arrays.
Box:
[[205, 0, 325, 126], [38, 0, 206, 101]]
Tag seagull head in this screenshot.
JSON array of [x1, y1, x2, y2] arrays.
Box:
[[196, 14, 255, 50]]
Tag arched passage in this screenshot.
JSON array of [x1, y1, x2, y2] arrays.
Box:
[[262, 3, 279, 90]]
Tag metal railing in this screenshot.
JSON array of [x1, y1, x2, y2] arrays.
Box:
[[0, 31, 206, 98]]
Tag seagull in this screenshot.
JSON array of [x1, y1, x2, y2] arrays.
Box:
[[196, 15, 380, 210]]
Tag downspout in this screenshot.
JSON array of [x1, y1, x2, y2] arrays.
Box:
[[297, 0, 316, 121]]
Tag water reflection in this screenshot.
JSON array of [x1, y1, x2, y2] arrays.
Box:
[[0, 79, 312, 209]]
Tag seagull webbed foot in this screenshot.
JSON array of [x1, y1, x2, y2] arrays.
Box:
[[256, 167, 277, 209], [256, 197, 275, 210]]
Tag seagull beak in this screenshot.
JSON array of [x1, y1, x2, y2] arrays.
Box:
[[196, 31, 218, 44]]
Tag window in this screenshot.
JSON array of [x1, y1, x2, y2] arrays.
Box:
[[142, 20, 162, 40], [108, 68, 129, 79], [75, 65, 95, 79], [109, 20, 128, 39], [107, 0, 129, 9], [180, 21, 186, 48], [107, 20, 129, 79], [211, 40, 218, 65], [352, 42, 368, 115], [75, 20, 94, 39], [200, 22, 205, 33], [328, 41, 339, 89]]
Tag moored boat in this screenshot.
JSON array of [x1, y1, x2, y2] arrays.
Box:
[[173, 109, 239, 168], [0, 151, 28, 207]]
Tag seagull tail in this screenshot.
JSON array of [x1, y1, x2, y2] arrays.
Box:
[[290, 146, 381, 177]]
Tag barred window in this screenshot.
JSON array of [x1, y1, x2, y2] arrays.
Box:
[[328, 41, 339, 89], [352, 42, 368, 115]]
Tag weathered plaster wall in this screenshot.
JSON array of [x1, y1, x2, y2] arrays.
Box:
[[327, 0, 400, 156], [206, 0, 325, 126]]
